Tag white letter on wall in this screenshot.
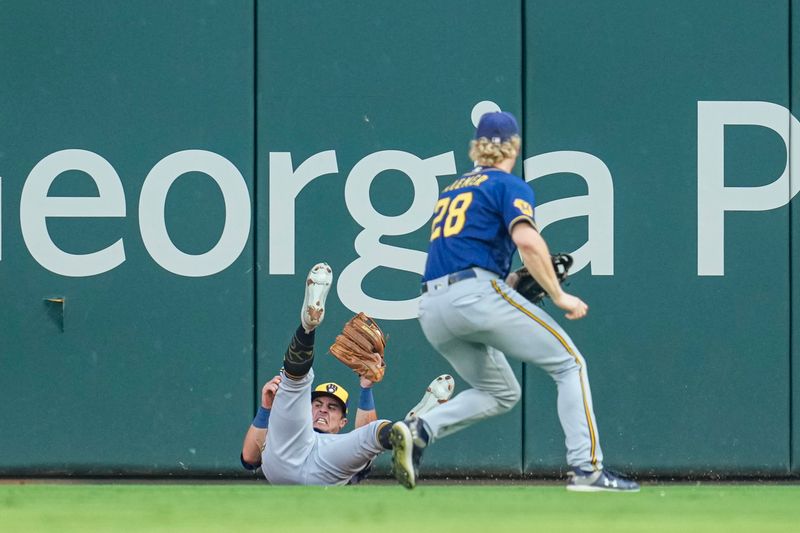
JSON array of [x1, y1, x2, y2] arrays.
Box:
[[697, 101, 799, 275], [523, 151, 615, 274], [20, 149, 126, 276], [139, 150, 251, 277], [339, 150, 456, 319], [268, 151, 338, 274]]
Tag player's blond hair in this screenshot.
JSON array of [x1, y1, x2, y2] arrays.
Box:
[[469, 136, 521, 167]]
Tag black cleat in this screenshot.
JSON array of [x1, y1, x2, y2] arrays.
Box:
[[566, 468, 640, 492]]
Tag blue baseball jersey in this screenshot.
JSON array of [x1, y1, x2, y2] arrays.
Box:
[[423, 166, 537, 281]]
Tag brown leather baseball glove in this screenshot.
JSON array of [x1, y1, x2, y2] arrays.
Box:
[[329, 312, 387, 382]]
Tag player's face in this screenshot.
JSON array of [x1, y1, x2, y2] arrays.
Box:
[[311, 396, 347, 434]]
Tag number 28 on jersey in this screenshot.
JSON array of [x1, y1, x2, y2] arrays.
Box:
[[430, 192, 473, 241]]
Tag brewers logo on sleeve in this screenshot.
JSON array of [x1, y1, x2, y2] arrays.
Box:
[[513, 198, 533, 217]]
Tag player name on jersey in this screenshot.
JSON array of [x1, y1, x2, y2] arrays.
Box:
[[442, 173, 489, 192]]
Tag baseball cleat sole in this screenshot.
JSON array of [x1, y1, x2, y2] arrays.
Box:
[[301, 262, 333, 332], [406, 374, 455, 419], [389, 422, 416, 490]]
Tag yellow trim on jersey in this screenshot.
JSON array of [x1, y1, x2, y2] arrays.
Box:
[[490, 280, 598, 467], [507, 215, 537, 233]]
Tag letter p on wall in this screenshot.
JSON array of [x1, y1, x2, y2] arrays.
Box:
[[697, 101, 800, 275]]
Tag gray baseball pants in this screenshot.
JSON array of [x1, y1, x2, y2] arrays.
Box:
[[418, 268, 603, 471], [261, 368, 388, 485]]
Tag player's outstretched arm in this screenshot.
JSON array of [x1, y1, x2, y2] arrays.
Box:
[[241, 375, 280, 468], [511, 223, 588, 320], [354, 375, 378, 428]]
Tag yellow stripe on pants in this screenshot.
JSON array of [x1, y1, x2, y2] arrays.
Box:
[[491, 280, 598, 467]]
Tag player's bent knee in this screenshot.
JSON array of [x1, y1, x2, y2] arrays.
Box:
[[550, 355, 583, 377], [493, 382, 521, 412]]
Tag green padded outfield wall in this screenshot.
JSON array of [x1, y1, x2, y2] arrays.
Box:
[[0, 1, 255, 474], [522, 0, 792, 475], [793, 0, 799, 475], [0, 0, 798, 477], [256, 0, 524, 475]]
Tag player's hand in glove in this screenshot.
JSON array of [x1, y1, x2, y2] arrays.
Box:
[[329, 312, 387, 382], [507, 252, 587, 319], [507, 253, 574, 305]]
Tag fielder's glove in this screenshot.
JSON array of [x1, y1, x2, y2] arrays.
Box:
[[329, 312, 387, 382], [509, 253, 573, 304]]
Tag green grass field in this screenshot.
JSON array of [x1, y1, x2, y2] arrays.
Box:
[[1, 483, 798, 532]]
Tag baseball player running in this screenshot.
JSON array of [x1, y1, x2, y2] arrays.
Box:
[[240, 263, 454, 485], [389, 112, 639, 492]]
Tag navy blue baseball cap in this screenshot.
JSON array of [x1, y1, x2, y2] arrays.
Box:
[[474, 111, 520, 143]]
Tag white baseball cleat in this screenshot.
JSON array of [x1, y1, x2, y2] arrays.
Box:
[[406, 374, 455, 419], [301, 262, 333, 333]]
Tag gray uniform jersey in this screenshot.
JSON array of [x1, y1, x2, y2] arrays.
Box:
[[261, 368, 388, 485], [418, 267, 603, 472]]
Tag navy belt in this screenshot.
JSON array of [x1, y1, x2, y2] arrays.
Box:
[[421, 269, 478, 293]]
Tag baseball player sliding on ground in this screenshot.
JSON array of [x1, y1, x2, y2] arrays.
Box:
[[389, 111, 639, 492], [240, 262, 454, 485]]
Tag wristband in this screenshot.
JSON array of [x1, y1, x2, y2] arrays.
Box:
[[252, 406, 270, 429], [358, 386, 375, 411]]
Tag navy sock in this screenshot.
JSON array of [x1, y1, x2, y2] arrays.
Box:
[[294, 325, 315, 347], [283, 326, 315, 378], [417, 419, 431, 446], [377, 422, 393, 450]]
